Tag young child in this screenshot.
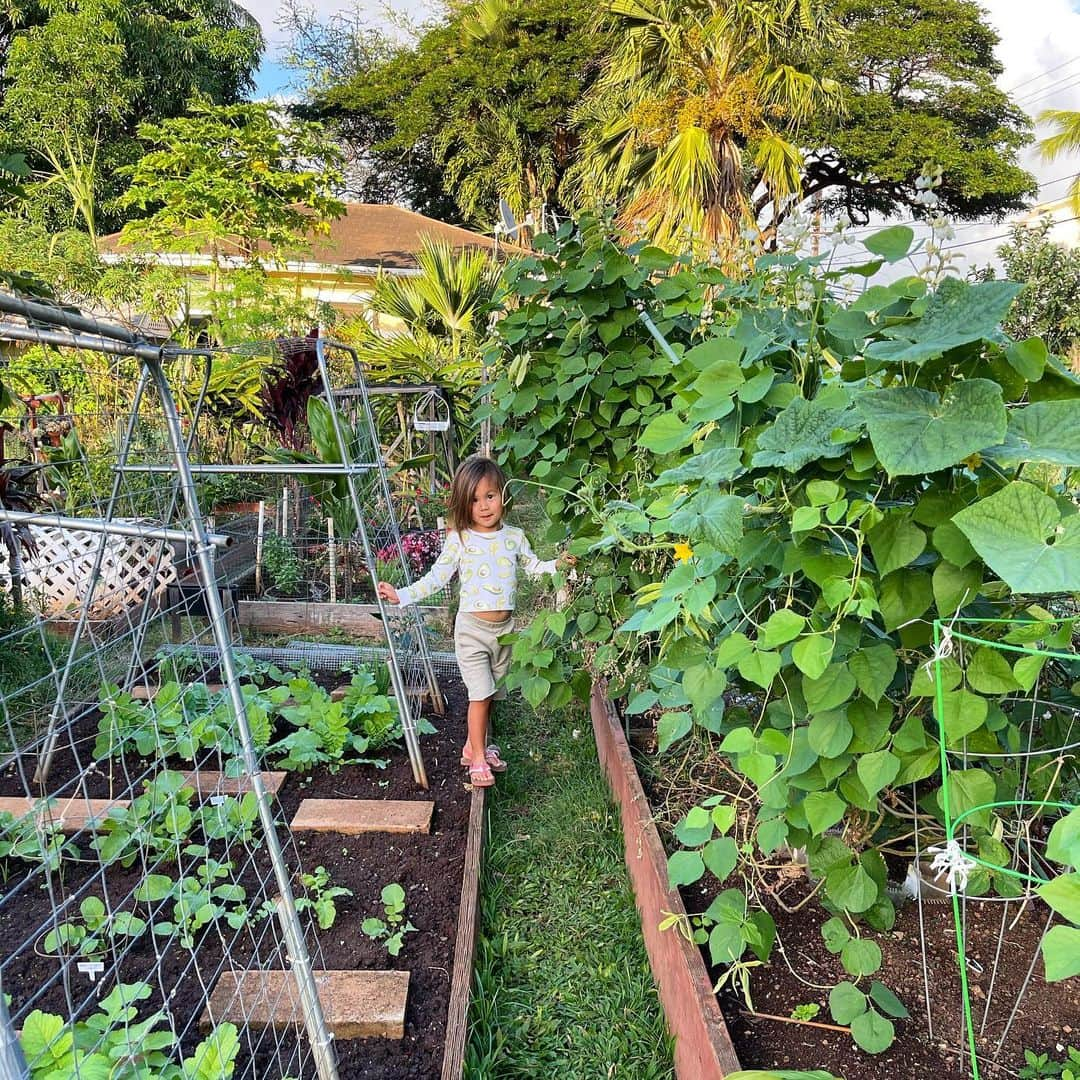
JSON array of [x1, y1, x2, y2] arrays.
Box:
[[377, 455, 574, 788]]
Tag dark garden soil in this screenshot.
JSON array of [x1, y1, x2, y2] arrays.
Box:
[[0, 673, 475, 1080], [638, 757, 1080, 1080]]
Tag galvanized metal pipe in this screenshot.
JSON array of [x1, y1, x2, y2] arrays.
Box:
[[0, 321, 160, 361], [0, 509, 232, 549], [114, 463, 380, 475], [145, 354, 340, 1080]]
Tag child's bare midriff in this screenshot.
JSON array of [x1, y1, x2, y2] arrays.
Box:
[[473, 609, 512, 622]]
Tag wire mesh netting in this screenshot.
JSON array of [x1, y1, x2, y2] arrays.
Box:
[[0, 293, 449, 1077], [919, 616, 1080, 1079]]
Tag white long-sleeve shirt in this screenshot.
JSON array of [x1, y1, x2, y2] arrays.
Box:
[[395, 526, 556, 612]]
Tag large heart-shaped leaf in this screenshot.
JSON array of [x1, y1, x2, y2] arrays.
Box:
[[985, 400, 1080, 467], [857, 379, 1006, 477], [953, 482, 1080, 594], [865, 278, 1022, 364]]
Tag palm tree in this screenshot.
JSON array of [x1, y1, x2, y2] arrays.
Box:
[[344, 238, 502, 448], [567, 0, 845, 254], [1038, 109, 1080, 214]]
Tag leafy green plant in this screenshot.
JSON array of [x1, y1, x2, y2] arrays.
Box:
[[486, 212, 1080, 1055], [1020, 1046, 1080, 1079], [339, 667, 400, 751], [294, 865, 352, 930], [1037, 806, 1080, 983], [268, 676, 382, 772], [790, 1003, 821, 1022], [0, 804, 71, 876], [19, 980, 240, 1079], [92, 772, 198, 868], [94, 681, 272, 762], [262, 533, 305, 595], [134, 861, 249, 949], [361, 883, 416, 956], [42, 895, 147, 960]]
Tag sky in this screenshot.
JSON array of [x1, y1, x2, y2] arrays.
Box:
[[245, 0, 1080, 269]]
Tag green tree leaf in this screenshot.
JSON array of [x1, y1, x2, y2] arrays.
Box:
[[702, 836, 739, 881], [1048, 807, 1080, 867], [808, 710, 854, 758], [639, 411, 695, 454], [940, 689, 989, 744], [841, 937, 882, 977], [826, 862, 879, 913], [953, 481, 1080, 594], [674, 806, 714, 847], [966, 647, 1020, 694], [792, 636, 835, 679], [738, 649, 782, 689], [1037, 872, 1080, 924], [869, 980, 910, 1019], [804, 665, 857, 714], [759, 609, 807, 648], [657, 710, 693, 753], [857, 379, 1006, 477], [751, 393, 856, 472], [865, 279, 1023, 365], [863, 225, 914, 262]]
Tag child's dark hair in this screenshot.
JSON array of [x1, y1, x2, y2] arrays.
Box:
[[448, 455, 507, 535]]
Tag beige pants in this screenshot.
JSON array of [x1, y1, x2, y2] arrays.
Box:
[[454, 611, 513, 701]]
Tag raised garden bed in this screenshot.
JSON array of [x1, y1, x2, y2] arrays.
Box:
[[593, 684, 1080, 1080], [0, 667, 484, 1079]]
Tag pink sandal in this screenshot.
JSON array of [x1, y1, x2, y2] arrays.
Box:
[[460, 744, 508, 772], [468, 761, 496, 788]]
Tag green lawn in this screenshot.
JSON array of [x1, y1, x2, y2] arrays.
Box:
[[465, 693, 675, 1079]]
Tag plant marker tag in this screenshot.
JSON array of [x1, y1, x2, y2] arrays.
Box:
[[210, 796, 226, 806], [78, 962, 104, 982]]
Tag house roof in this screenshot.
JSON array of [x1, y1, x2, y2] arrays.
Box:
[[99, 202, 521, 270]]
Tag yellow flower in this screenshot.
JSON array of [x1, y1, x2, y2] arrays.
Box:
[[673, 542, 694, 563]]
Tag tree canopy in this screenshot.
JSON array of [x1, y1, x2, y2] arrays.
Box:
[[793, 0, 1036, 225], [299, 0, 609, 228], [0, 0, 264, 234], [117, 100, 344, 264], [297, 0, 1038, 242]]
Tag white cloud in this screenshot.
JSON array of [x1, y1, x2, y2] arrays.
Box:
[[245, 0, 440, 47]]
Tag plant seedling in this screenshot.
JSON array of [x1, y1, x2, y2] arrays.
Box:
[[295, 865, 352, 930], [361, 883, 416, 956]]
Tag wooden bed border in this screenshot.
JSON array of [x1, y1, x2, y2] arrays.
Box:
[[590, 683, 742, 1079]]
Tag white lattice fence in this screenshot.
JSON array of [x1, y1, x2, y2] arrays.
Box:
[[5, 523, 176, 618]]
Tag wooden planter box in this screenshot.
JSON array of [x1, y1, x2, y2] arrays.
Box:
[[237, 600, 450, 638], [590, 683, 742, 1080]]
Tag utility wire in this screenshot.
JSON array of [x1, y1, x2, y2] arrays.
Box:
[[1005, 55, 1080, 95]]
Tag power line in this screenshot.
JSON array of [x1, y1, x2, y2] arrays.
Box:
[[1017, 72, 1080, 110], [1005, 56, 1080, 95]]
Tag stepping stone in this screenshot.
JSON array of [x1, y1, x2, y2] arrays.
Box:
[[290, 799, 433, 835], [0, 796, 128, 831], [201, 969, 409, 1039], [179, 771, 287, 798]]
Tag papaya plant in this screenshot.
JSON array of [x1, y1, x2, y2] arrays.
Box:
[[485, 214, 1080, 1054]]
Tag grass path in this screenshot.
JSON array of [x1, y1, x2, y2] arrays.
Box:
[[464, 694, 675, 1079]]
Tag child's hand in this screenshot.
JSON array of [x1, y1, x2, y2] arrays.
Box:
[[377, 581, 400, 604], [556, 553, 577, 571]]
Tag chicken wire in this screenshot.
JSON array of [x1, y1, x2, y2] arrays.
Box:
[[0, 295, 442, 1078]]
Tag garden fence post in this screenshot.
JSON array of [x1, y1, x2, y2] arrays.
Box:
[[328, 516, 337, 605], [255, 499, 265, 595]]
